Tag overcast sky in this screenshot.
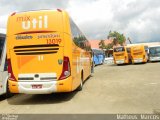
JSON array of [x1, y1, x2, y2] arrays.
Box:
[[0, 0, 160, 43]]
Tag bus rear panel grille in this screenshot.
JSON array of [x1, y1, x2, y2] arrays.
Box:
[[14, 44, 59, 55]]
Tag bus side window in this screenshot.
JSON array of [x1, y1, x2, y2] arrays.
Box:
[[0, 37, 5, 66], [70, 18, 90, 51], [4, 57, 7, 71]]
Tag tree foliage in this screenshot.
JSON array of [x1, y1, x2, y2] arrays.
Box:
[[98, 31, 127, 50], [99, 40, 106, 49], [99, 39, 113, 50], [106, 42, 113, 50], [108, 31, 126, 46]]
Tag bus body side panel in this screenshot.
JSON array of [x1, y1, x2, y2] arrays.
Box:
[[0, 35, 8, 95], [67, 13, 92, 91], [1, 71, 8, 95], [82, 50, 91, 81], [56, 33, 73, 92], [71, 44, 82, 91], [60, 12, 80, 92]]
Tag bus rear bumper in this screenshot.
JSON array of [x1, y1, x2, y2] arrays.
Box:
[[133, 59, 143, 63], [8, 77, 72, 94], [116, 60, 125, 64]]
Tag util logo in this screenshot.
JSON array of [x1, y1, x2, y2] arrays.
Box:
[[22, 16, 48, 30]]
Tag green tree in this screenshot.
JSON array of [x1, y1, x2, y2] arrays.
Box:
[[108, 31, 126, 46], [106, 42, 113, 50], [99, 40, 106, 49]]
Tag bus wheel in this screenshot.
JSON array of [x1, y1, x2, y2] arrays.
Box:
[[94, 62, 96, 67], [6, 82, 14, 98], [91, 62, 94, 76], [77, 72, 83, 91]]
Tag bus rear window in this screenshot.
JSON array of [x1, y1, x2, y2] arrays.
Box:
[[114, 47, 125, 52]]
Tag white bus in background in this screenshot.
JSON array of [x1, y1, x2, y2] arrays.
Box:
[[0, 31, 11, 97], [149, 45, 160, 62]]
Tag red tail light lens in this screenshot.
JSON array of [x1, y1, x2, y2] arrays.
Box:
[[59, 56, 71, 80], [7, 59, 16, 81]]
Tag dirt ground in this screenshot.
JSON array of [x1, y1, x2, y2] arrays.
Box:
[[0, 62, 160, 114]]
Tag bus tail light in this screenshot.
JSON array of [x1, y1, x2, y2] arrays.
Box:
[[7, 59, 16, 81], [59, 56, 71, 80]]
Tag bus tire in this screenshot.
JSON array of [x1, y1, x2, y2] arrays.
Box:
[[90, 67, 94, 77], [94, 62, 96, 67], [77, 71, 83, 91], [91, 62, 94, 75], [6, 81, 14, 98]]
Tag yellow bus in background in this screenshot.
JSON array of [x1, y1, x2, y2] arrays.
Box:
[[131, 45, 148, 64], [7, 9, 92, 94], [113, 46, 131, 65]]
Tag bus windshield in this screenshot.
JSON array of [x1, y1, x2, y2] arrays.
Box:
[[113, 47, 125, 52], [149, 47, 160, 56]]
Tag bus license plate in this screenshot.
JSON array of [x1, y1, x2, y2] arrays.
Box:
[[32, 85, 42, 89]]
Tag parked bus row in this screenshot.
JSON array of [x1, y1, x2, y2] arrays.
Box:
[[113, 45, 160, 65]]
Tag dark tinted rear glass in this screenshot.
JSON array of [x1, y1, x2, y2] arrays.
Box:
[[114, 47, 125, 52], [0, 36, 5, 60]]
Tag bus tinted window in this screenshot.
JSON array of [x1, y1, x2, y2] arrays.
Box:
[[70, 18, 89, 50], [0, 37, 5, 62], [114, 47, 125, 52], [150, 48, 155, 54], [150, 47, 160, 54]]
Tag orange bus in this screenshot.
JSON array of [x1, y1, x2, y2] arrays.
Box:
[[131, 45, 148, 64], [7, 9, 93, 94], [113, 46, 131, 65]]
